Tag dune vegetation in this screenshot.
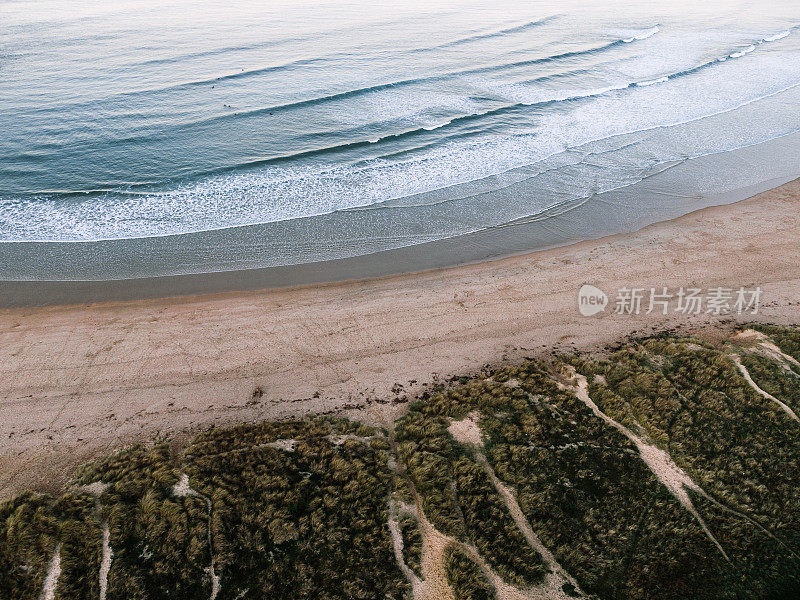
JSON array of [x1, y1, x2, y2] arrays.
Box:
[[2, 325, 799, 600]]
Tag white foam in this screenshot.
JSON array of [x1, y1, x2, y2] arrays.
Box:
[[764, 30, 791, 42], [480, 78, 630, 106], [623, 25, 660, 43], [730, 45, 755, 58], [636, 75, 668, 86], [3, 36, 800, 243]]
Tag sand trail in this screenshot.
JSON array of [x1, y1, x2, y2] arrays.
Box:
[[474, 452, 585, 599], [566, 368, 800, 560], [99, 523, 113, 600], [387, 499, 424, 594], [737, 329, 800, 371], [563, 370, 730, 561], [173, 473, 220, 600], [391, 498, 456, 600], [448, 414, 584, 598], [731, 355, 800, 422], [406, 496, 541, 600], [390, 432, 565, 599], [74, 480, 114, 600], [39, 544, 61, 600]]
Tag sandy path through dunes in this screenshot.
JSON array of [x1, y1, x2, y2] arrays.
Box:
[[1, 180, 800, 500], [732, 355, 800, 422]]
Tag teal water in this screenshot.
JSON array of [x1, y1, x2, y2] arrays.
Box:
[[1, 0, 799, 278]]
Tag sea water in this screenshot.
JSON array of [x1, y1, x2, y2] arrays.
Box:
[[1, 0, 799, 279]]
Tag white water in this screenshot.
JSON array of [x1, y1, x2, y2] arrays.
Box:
[[1, 1, 799, 246]]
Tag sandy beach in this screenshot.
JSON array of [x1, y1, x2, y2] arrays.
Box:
[[1, 178, 799, 501]]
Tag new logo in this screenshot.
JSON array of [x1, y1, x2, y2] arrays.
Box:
[[578, 284, 608, 316]]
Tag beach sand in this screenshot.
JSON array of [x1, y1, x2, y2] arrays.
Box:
[[1, 179, 799, 500]]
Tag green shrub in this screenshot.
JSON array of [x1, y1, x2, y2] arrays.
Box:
[[3, 327, 800, 600], [444, 546, 493, 600], [399, 515, 423, 578]]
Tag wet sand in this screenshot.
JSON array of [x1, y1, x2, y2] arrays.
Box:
[[1, 178, 799, 500]]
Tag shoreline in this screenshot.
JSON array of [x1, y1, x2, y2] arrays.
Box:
[[0, 174, 791, 309], [3, 128, 800, 303], [1, 177, 799, 499]]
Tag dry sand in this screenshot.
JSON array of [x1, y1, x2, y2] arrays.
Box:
[[1, 179, 800, 500]]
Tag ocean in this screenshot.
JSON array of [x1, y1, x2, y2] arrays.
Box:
[[1, 0, 799, 281]]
